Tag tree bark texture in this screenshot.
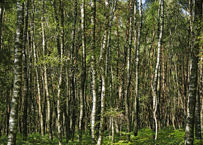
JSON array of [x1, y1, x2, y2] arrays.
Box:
[[22, 0, 29, 139], [90, 0, 97, 144], [79, 0, 86, 142], [185, 0, 202, 144], [134, 0, 142, 137], [7, 1, 23, 144]]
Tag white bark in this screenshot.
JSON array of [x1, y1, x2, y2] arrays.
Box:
[[79, 0, 86, 142], [90, 0, 97, 144], [7, 1, 23, 144], [152, 0, 164, 141]]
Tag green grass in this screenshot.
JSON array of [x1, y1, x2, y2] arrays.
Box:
[[0, 127, 202, 144]]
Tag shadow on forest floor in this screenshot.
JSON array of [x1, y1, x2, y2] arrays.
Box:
[[0, 127, 202, 144]]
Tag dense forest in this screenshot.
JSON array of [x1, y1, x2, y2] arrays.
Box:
[[0, 0, 202, 144]]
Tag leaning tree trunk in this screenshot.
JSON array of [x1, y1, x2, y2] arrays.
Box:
[[185, 0, 202, 144], [7, 1, 23, 145]]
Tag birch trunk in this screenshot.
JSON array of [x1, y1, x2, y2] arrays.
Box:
[[195, 74, 201, 139], [194, 0, 202, 140], [201, 58, 203, 131], [184, 35, 198, 144], [7, 1, 23, 144], [185, 0, 202, 144], [97, 1, 109, 144], [96, 77, 101, 138], [134, 0, 142, 136], [41, 0, 52, 139], [152, 0, 164, 141], [70, 0, 77, 140], [116, 15, 120, 111], [57, 0, 64, 144], [22, 0, 29, 139], [30, 0, 44, 136], [124, 0, 133, 141], [121, 2, 130, 112], [90, 0, 97, 144], [79, 0, 86, 142], [97, 1, 117, 144]]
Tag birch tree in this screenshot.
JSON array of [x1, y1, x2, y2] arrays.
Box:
[[41, 0, 52, 140], [124, 0, 134, 141], [134, 0, 142, 136], [185, 0, 202, 144], [79, 0, 86, 142], [194, 0, 202, 140], [22, 0, 29, 139], [70, 0, 77, 139], [152, 0, 164, 141], [97, 0, 109, 144], [90, 0, 97, 144], [31, 0, 44, 136], [57, 0, 64, 144], [7, 0, 23, 144]]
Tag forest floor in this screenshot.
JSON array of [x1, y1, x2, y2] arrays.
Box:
[[0, 127, 202, 144]]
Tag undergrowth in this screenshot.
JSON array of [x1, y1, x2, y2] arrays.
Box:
[[0, 127, 202, 144]]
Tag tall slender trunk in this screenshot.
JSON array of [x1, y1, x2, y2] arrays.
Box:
[[195, 72, 201, 139], [201, 57, 203, 131], [57, 61, 63, 145], [152, 0, 164, 141], [97, 71, 106, 145], [41, 0, 52, 139], [22, 0, 29, 139], [97, 1, 109, 144], [97, 1, 117, 144], [161, 44, 165, 129], [121, 1, 130, 112], [57, 0, 64, 144], [185, 0, 202, 144], [69, 1, 77, 140], [79, 0, 86, 142], [116, 14, 120, 110], [194, 0, 202, 140], [90, 0, 97, 144], [7, 1, 23, 145], [31, 0, 44, 136], [124, 0, 133, 141], [64, 67, 70, 143], [149, 8, 155, 130], [18, 2, 25, 135], [96, 77, 101, 138], [134, 0, 142, 136]]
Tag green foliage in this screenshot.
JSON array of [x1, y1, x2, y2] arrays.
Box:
[[104, 107, 123, 118], [1, 127, 202, 144]]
